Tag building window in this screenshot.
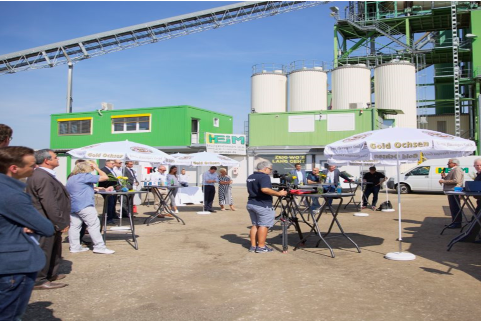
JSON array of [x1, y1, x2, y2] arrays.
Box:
[[111, 114, 151, 133], [58, 118, 92, 135], [213, 118, 219, 127]]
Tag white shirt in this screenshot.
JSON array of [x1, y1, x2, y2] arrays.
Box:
[[112, 166, 123, 177], [38, 167, 60, 181], [179, 173, 189, 183], [149, 171, 167, 184], [104, 166, 116, 176], [327, 171, 335, 184], [296, 170, 303, 183]]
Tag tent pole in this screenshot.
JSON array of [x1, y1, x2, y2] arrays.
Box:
[[396, 152, 402, 253]]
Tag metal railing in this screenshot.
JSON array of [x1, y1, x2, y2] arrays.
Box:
[[251, 63, 287, 75]]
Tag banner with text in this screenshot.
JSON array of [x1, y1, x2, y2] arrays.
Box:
[[205, 133, 246, 155], [254, 154, 306, 175]]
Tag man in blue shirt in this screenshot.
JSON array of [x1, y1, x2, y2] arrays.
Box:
[[202, 166, 219, 212], [0, 146, 54, 320], [246, 161, 287, 253]]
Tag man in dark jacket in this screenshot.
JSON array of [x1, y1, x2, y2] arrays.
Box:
[[98, 159, 118, 224], [26, 149, 70, 290], [0, 146, 54, 319], [121, 161, 139, 217], [362, 166, 386, 210]]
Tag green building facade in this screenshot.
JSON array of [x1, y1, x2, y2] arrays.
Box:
[[50, 105, 233, 150]]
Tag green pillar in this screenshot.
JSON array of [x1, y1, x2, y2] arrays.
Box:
[[405, 18, 410, 47], [470, 10, 481, 153], [334, 25, 339, 67]]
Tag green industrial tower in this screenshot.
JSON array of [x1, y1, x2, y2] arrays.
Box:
[[332, 1, 480, 151]]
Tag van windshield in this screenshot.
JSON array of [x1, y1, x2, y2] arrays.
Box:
[[409, 166, 430, 176]]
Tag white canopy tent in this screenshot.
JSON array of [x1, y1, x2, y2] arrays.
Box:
[[325, 128, 476, 260], [170, 152, 240, 215], [68, 140, 175, 228]]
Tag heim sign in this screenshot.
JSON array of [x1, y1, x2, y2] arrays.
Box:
[[205, 132, 246, 155]]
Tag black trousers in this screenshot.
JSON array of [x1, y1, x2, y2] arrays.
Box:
[[104, 195, 117, 220], [121, 195, 134, 217], [203, 185, 216, 211], [363, 185, 381, 207], [36, 231, 63, 285]]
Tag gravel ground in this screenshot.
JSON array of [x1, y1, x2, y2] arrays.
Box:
[[24, 187, 481, 321]]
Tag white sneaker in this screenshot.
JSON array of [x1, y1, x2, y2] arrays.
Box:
[[174, 210, 179, 214], [70, 247, 89, 253], [93, 248, 115, 254]]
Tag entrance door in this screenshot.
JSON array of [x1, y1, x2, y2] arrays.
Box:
[[191, 119, 199, 144]]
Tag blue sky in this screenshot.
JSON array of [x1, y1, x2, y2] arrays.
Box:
[[0, 1, 345, 149]]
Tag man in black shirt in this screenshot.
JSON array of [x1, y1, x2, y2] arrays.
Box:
[[362, 166, 386, 210], [246, 161, 287, 253]]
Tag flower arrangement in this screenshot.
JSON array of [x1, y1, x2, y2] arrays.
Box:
[[107, 174, 130, 192], [318, 172, 327, 183]]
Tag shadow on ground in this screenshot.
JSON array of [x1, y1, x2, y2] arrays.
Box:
[[400, 215, 481, 281]]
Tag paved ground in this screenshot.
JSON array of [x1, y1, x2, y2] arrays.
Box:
[[25, 187, 481, 321]]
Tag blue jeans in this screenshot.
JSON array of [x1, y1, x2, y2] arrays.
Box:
[[363, 185, 381, 207], [0, 272, 37, 321], [323, 186, 336, 206]]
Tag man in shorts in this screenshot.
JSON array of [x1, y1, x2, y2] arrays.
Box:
[[246, 161, 287, 253]]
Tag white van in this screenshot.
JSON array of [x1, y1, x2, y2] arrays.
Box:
[[386, 156, 480, 194]]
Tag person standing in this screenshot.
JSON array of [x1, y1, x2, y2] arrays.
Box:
[[289, 163, 307, 185], [362, 166, 386, 210], [0, 146, 54, 319], [166, 166, 180, 214], [150, 165, 168, 217], [439, 158, 465, 228], [66, 161, 115, 254], [26, 149, 70, 290], [0, 124, 13, 147], [218, 168, 235, 211], [121, 161, 139, 217], [98, 159, 118, 224], [202, 166, 218, 213], [112, 159, 123, 177], [246, 161, 287, 253]]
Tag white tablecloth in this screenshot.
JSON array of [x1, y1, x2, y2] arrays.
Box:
[[175, 187, 203, 206]]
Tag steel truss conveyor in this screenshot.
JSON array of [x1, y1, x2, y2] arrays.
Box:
[[0, 1, 328, 75]]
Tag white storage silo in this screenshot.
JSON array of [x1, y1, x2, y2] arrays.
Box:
[[251, 65, 287, 113], [288, 66, 328, 112], [375, 60, 417, 128], [331, 64, 371, 110]]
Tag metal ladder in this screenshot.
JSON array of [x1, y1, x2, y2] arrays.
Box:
[[451, 2, 461, 136]]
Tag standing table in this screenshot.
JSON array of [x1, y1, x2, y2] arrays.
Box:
[[97, 190, 147, 250], [271, 191, 314, 253], [145, 185, 186, 226], [444, 191, 481, 250], [294, 193, 361, 258]]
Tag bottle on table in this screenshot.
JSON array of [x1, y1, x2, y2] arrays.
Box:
[[158, 178, 163, 186], [336, 182, 342, 194], [171, 178, 174, 186]]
